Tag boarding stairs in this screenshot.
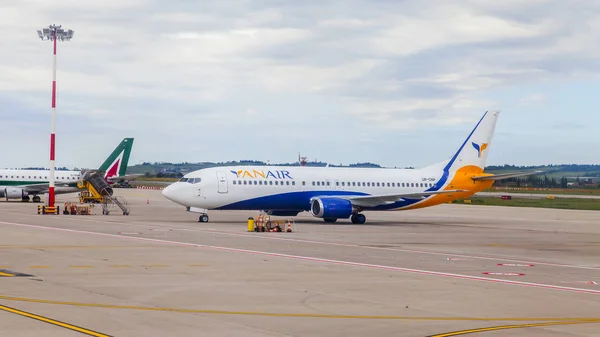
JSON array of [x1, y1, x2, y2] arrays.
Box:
[[101, 195, 130, 216], [82, 171, 130, 215]]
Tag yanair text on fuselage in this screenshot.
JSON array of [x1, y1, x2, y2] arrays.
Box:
[[230, 169, 293, 179]]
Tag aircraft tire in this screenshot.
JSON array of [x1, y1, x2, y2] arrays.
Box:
[[351, 214, 366, 224]]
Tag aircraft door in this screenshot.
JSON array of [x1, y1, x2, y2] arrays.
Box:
[[216, 171, 228, 194], [333, 180, 341, 190]]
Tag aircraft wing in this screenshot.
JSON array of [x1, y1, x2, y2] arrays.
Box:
[[16, 180, 73, 193], [19, 183, 51, 193], [342, 190, 468, 208], [471, 171, 542, 181]]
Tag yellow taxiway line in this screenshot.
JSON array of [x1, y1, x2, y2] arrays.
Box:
[[0, 294, 599, 322], [0, 303, 111, 336], [429, 319, 600, 336]]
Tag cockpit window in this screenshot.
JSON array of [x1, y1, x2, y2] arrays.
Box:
[[179, 178, 201, 184]]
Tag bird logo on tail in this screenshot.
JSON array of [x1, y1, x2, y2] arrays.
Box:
[[471, 142, 488, 158]]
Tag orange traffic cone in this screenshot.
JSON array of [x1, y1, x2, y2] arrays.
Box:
[[146, 198, 150, 204], [286, 221, 292, 232]]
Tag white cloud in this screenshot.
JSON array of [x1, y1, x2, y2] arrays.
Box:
[[2, 0, 600, 167], [518, 94, 546, 105]]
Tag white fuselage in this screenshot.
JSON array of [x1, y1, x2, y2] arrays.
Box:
[[0, 169, 82, 194], [161, 165, 457, 213], [0, 169, 82, 183]]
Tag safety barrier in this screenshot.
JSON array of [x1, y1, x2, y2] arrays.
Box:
[[248, 214, 296, 233], [63, 202, 93, 215], [37, 205, 59, 215], [136, 186, 164, 190]]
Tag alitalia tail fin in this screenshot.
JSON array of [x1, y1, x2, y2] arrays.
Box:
[[98, 138, 134, 180]]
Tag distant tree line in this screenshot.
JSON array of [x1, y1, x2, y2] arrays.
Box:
[[144, 172, 184, 178], [487, 164, 600, 173], [494, 175, 600, 189]]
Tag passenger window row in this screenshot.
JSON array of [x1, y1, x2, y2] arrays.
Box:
[[232, 180, 435, 188], [0, 175, 69, 180], [319, 181, 435, 188], [233, 180, 296, 186]]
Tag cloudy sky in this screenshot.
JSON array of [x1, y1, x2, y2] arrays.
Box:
[[1, 0, 600, 169]]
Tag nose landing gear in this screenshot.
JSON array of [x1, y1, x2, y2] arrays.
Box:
[[198, 214, 209, 223]]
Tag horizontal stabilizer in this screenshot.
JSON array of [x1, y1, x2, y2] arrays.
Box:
[[345, 189, 467, 207], [472, 171, 542, 181], [106, 174, 143, 182]]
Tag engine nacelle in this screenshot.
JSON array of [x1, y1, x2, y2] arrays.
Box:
[[310, 197, 354, 219], [4, 188, 28, 199]]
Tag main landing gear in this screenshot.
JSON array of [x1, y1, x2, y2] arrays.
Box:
[[19, 196, 42, 203], [198, 214, 209, 223], [350, 213, 366, 224], [323, 213, 367, 224]]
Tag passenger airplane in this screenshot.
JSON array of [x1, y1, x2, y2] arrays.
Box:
[[0, 138, 136, 202], [162, 111, 537, 224]]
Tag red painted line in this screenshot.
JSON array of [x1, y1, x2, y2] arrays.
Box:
[[51, 81, 56, 108], [4, 211, 595, 272], [562, 281, 598, 285], [498, 263, 534, 267], [135, 186, 164, 190], [171, 227, 600, 271], [48, 187, 55, 207], [0, 221, 599, 295], [447, 257, 472, 261], [50, 133, 55, 160], [483, 272, 525, 276]]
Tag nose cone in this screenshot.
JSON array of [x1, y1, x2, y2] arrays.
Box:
[[161, 184, 173, 199], [162, 183, 186, 205]]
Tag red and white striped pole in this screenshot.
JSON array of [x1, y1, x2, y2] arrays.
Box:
[[49, 29, 57, 208], [37, 25, 73, 209]]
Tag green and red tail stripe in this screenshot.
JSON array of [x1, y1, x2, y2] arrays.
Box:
[[98, 138, 134, 180]]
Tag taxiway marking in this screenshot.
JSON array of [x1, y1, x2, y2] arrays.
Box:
[[0, 294, 599, 322], [7, 210, 599, 271], [428, 319, 600, 336], [0, 303, 111, 336], [0, 220, 599, 295]]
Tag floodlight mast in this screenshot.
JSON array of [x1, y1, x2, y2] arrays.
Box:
[[36, 24, 74, 208]]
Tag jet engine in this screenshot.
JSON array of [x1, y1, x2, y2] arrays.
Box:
[[4, 188, 28, 199], [310, 197, 354, 219]]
